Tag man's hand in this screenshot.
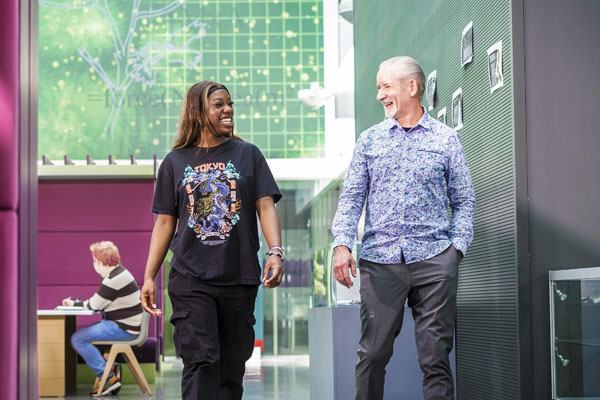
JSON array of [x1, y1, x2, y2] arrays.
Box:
[[263, 255, 284, 289], [333, 246, 357, 288], [452, 244, 464, 260], [140, 278, 162, 317]]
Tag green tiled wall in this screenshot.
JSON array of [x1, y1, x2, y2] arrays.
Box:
[[38, 0, 324, 160]]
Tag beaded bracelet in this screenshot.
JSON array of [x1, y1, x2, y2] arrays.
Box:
[[266, 250, 285, 262], [270, 244, 285, 255]]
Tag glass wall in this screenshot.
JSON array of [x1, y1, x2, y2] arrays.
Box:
[[261, 179, 344, 355], [39, 0, 324, 160], [38, 0, 350, 359]]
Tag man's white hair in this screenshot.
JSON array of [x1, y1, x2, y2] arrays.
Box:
[[379, 56, 426, 99]]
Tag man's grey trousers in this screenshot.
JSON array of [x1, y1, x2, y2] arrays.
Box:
[[355, 245, 460, 400]]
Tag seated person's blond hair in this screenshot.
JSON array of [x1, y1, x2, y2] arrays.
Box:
[[89, 241, 120, 267]]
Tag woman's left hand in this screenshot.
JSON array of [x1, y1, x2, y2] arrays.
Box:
[[255, 195, 284, 288], [263, 255, 284, 288]]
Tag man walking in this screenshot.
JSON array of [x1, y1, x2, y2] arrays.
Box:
[[331, 56, 475, 400]]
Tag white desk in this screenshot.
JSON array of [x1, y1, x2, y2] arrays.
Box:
[[37, 309, 97, 397], [38, 309, 96, 316]]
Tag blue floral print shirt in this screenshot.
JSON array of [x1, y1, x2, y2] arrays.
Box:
[[332, 109, 475, 264]]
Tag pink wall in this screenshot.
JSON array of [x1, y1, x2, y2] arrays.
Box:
[[0, 213, 17, 399], [38, 181, 155, 232], [38, 180, 160, 338], [0, 0, 20, 398]]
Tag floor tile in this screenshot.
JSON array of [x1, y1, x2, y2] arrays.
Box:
[[45, 355, 309, 400]]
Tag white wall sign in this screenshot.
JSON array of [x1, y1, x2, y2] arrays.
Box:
[[461, 21, 473, 67], [452, 88, 463, 130], [437, 107, 446, 125], [426, 70, 437, 111], [487, 41, 504, 93]]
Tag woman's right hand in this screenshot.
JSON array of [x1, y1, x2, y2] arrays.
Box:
[[140, 278, 162, 317], [141, 214, 176, 317], [62, 298, 74, 307]]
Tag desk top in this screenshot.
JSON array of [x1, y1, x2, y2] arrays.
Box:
[[38, 309, 97, 316]]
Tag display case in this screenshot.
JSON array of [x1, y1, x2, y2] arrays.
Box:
[[549, 267, 600, 400], [310, 241, 361, 308]]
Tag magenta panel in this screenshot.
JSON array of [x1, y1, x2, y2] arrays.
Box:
[[38, 231, 152, 286], [0, 0, 18, 212], [38, 181, 155, 232], [38, 285, 102, 311], [37, 180, 160, 357], [38, 285, 158, 338], [0, 82, 18, 210], [0, 211, 17, 400]]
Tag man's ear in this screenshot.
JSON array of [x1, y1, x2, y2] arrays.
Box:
[[409, 79, 418, 97]]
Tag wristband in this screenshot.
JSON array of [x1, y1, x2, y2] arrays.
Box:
[[266, 250, 285, 262], [270, 244, 285, 255]]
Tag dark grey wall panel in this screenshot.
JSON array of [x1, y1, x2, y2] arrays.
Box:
[[523, 0, 600, 398], [354, 0, 520, 398]]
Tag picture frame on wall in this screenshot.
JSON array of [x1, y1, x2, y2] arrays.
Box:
[[437, 107, 446, 125], [487, 41, 504, 93], [426, 70, 437, 111], [452, 88, 463, 130], [461, 21, 473, 67]]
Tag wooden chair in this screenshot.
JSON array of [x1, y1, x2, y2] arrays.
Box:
[[91, 312, 153, 396]]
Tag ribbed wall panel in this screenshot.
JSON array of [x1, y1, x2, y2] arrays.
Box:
[[354, 0, 519, 398]]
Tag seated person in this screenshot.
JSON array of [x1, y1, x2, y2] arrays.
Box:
[[62, 241, 143, 396]]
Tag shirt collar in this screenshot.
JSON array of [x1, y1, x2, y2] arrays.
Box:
[[417, 107, 433, 130], [385, 106, 432, 132]]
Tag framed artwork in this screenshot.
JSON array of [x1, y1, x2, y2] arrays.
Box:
[[452, 88, 463, 130], [437, 107, 446, 125], [461, 21, 473, 67], [487, 41, 504, 92], [426, 70, 437, 111]]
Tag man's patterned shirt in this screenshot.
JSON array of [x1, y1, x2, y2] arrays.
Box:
[[332, 110, 476, 264]]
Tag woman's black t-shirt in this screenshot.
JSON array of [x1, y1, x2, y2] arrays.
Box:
[[152, 140, 282, 285]]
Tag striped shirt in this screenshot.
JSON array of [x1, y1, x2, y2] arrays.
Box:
[[84, 265, 143, 335]]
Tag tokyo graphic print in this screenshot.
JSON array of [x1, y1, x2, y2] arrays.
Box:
[[182, 160, 242, 245]]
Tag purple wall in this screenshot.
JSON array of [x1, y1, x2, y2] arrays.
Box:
[[0, 0, 20, 398], [38, 180, 160, 338]]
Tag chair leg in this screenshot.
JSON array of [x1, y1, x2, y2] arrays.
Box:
[[119, 344, 153, 395], [96, 347, 118, 396], [92, 377, 101, 393]]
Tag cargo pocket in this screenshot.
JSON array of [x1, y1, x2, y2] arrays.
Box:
[[244, 315, 257, 361], [169, 311, 196, 362]]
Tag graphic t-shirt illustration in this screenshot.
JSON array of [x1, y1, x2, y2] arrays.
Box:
[[152, 141, 282, 283], [182, 160, 242, 245]]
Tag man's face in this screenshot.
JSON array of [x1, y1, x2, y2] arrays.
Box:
[[376, 68, 413, 120], [206, 89, 234, 137]]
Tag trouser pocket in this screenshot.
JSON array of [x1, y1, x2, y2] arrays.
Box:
[[169, 311, 194, 361]]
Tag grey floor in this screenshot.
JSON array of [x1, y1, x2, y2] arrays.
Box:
[[48, 355, 309, 400]]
